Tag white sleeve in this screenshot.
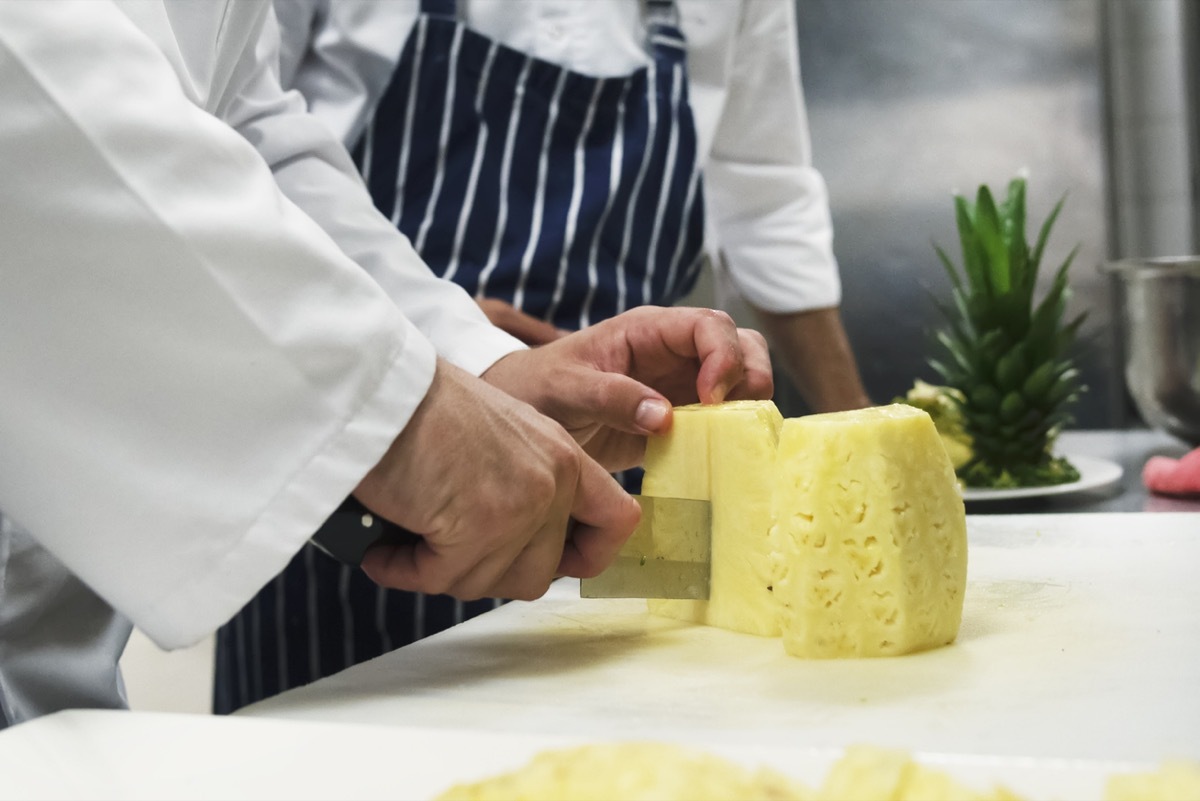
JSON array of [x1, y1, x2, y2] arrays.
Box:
[[240, 6, 522, 376], [0, 2, 435, 649], [704, 0, 842, 314], [274, 0, 323, 90], [273, 0, 420, 150]]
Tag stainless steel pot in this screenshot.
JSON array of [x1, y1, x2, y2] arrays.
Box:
[[1104, 257, 1200, 444]]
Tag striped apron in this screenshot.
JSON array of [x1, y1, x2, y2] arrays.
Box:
[[214, 0, 705, 714]]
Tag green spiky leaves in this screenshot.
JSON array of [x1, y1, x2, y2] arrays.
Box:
[[930, 177, 1086, 488]]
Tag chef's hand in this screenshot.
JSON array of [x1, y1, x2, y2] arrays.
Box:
[[353, 359, 640, 600], [477, 298, 569, 345], [481, 306, 773, 471]]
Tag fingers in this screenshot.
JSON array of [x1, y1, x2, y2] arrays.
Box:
[[573, 371, 675, 436], [691, 311, 746, 404], [724, 328, 774, 401], [362, 457, 637, 598], [636, 307, 770, 404], [557, 457, 641, 579], [361, 509, 569, 602]]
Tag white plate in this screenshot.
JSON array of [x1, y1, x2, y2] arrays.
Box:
[[962, 454, 1124, 502]]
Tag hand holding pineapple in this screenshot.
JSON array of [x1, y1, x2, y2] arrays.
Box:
[[482, 305, 774, 471]]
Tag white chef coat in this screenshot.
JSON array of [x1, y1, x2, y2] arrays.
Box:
[[274, 0, 842, 314], [0, 0, 522, 724]]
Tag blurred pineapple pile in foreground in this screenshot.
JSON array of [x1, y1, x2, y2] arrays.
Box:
[[437, 742, 1200, 801]]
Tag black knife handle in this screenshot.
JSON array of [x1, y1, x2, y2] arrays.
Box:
[[309, 496, 422, 566]]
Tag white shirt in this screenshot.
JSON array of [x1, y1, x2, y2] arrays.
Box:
[[0, 0, 522, 657], [274, 0, 842, 313]]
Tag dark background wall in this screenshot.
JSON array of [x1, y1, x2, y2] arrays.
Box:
[[688, 1, 1199, 429]]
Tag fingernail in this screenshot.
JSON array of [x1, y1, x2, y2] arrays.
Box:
[[635, 398, 670, 432], [711, 380, 730, 404]]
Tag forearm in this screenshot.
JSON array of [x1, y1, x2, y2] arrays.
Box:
[[752, 306, 872, 413]]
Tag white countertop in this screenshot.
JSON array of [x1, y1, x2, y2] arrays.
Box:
[[1, 511, 1195, 800], [237, 512, 1200, 765]]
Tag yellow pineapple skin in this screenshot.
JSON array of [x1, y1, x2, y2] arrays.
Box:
[[770, 404, 967, 658], [643, 401, 784, 637]]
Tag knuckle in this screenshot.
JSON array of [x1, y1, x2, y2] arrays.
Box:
[[419, 573, 456, 597], [619, 493, 642, 529], [703, 308, 735, 327], [546, 433, 581, 481], [743, 328, 768, 349]]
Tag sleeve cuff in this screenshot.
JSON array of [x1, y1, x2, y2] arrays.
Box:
[[137, 330, 437, 650]]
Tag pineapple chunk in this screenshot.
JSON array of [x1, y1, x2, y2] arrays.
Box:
[[815, 746, 1017, 801], [1105, 761, 1200, 801], [436, 742, 810, 801], [643, 401, 783, 637], [771, 404, 967, 658], [436, 742, 1028, 801]]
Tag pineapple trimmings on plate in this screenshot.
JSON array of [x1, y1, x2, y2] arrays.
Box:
[[961, 454, 1123, 502]]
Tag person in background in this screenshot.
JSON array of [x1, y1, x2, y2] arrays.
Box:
[[213, 0, 871, 713], [0, 0, 772, 728]]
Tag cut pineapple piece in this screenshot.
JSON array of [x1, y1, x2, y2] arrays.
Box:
[[815, 746, 1015, 801], [643, 400, 783, 637], [771, 404, 967, 658], [436, 742, 1028, 801], [1105, 761, 1200, 801], [436, 742, 810, 801]]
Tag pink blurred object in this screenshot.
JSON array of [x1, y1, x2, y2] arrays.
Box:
[[1142, 446, 1200, 497]]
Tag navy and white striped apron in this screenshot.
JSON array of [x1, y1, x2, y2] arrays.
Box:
[[214, 0, 706, 714]]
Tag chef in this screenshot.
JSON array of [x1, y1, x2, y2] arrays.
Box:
[[0, 0, 771, 728], [215, 0, 872, 712]]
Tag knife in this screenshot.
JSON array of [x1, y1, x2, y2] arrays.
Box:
[[579, 495, 711, 600], [309, 496, 420, 566], [311, 495, 712, 601]]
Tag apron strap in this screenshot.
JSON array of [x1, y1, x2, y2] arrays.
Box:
[[645, 0, 680, 27], [419, 0, 457, 19], [419, 0, 679, 29]]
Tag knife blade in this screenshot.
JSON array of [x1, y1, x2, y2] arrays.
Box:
[[579, 495, 711, 600]]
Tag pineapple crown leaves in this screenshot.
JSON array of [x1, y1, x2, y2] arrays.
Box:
[[930, 177, 1087, 369], [928, 177, 1088, 470]]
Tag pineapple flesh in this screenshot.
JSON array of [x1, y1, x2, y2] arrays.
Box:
[[641, 401, 967, 658], [771, 405, 968, 658], [643, 401, 784, 637]]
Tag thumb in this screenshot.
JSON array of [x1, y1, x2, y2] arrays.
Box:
[[580, 372, 673, 435]]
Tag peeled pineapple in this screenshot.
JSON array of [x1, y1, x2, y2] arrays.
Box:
[[642, 401, 967, 658], [772, 405, 968, 658], [643, 401, 783, 637]]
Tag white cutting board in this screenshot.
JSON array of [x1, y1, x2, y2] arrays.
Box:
[[241, 513, 1200, 765], [0, 709, 1147, 800]]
